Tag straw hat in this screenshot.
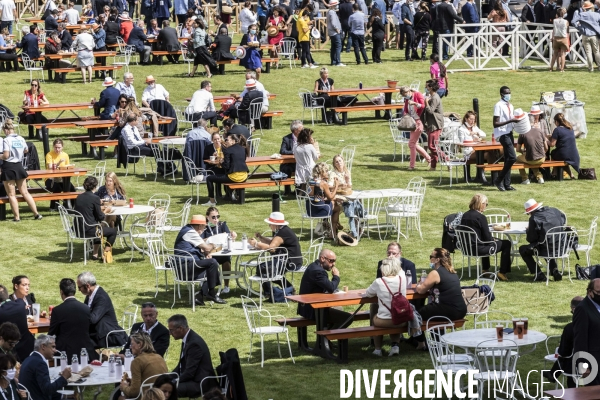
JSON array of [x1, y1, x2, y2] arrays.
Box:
[[264, 212, 289, 225], [266, 26, 278, 37], [145, 75, 156, 83], [523, 199, 543, 214], [530, 105, 542, 115], [190, 214, 207, 224], [583, 1, 594, 9], [120, 12, 131, 20], [102, 76, 115, 86], [337, 231, 358, 246], [234, 46, 246, 59], [245, 78, 256, 88], [513, 108, 527, 120]]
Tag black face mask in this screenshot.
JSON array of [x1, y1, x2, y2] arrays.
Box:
[[591, 292, 600, 305]]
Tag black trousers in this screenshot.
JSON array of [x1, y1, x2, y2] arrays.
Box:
[[401, 25, 414, 60], [0, 53, 19, 71], [481, 239, 512, 273], [191, 257, 221, 292], [372, 35, 384, 63], [92, 226, 117, 246], [300, 41, 311, 65], [519, 245, 558, 275], [45, 179, 76, 209], [496, 132, 516, 187], [186, 111, 217, 126], [131, 144, 154, 156], [206, 174, 234, 199]]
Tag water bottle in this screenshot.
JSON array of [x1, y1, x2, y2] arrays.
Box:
[[33, 98, 38, 107], [71, 354, 79, 373], [80, 348, 88, 368], [60, 352, 68, 372], [115, 358, 123, 378], [405, 270, 412, 285], [124, 349, 133, 371], [227, 233, 233, 251], [242, 233, 248, 251], [421, 270, 427, 283], [506, 214, 511, 229], [359, 81, 363, 89], [148, 131, 152, 139], [108, 355, 115, 377]]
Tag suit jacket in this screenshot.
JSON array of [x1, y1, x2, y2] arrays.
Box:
[[173, 329, 216, 396], [237, 90, 263, 125], [115, 0, 129, 15], [120, 321, 170, 357], [59, 30, 73, 50], [436, 1, 463, 31], [105, 21, 120, 44], [18, 33, 40, 59], [10, 293, 36, 315], [557, 321, 574, 374], [84, 287, 127, 348], [297, 261, 340, 320], [459, 209, 498, 254], [48, 297, 98, 361], [525, 206, 566, 250], [573, 296, 600, 384], [211, 34, 234, 61], [128, 26, 147, 53], [225, 124, 251, 140], [45, 15, 59, 31], [95, 86, 120, 120], [279, 133, 296, 176], [0, 299, 35, 362], [157, 26, 180, 52], [221, 144, 248, 175], [74, 190, 105, 236], [19, 352, 69, 400]]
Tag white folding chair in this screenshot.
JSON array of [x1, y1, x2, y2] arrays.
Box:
[[298, 88, 327, 126], [356, 192, 385, 241], [60, 207, 102, 265], [75, 161, 107, 191], [247, 97, 264, 135], [181, 46, 195, 75], [158, 198, 192, 233], [434, 140, 469, 187], [473, 339, 520, 400], [168, 250, 208, 312], [112, 45, 133, 77], [576, 216, 598, 267], [388, 118, 411, 162], [21, 53, 44, 82], [240, 295, 295, 368], [120, 303, 138, 333], [534, 226, 577, 285], [125, 145, 154, 177], [454, 225, 499, 279], [150, 143, 181, 182], [244, 249, 289, 309], [340, 145, 356, 173], [182, 156, 213, 205], [296, 189, 333, 242], [147, 238, 173, 297], [278, 37, 297, 68]]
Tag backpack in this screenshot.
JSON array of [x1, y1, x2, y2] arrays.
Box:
[[379, 276, 414, 325]]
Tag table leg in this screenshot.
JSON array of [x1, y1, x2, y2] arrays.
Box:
[[327, 95, 338, 124], [382, 92, 393, 119], [89, 128, 98, 158], [475, 149, 488, 184], [98, 146, 105, 160], [312, 308, 338, 361]]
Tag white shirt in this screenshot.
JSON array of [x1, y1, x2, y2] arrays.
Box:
[[188, 89, 215, 113], [74, 32, 94, 51], [493, 99, 514, 138], [240, 80, 269, 108], [142, 83, 169, 104], [182, 228, 205, 247], [239, 8, 257, 34], [45, 0, 57, 11], [180, 328, 191, 358], [115, 82, 137, 103], [365, 271, 408, 320], [87, 286, 99, 308], [142, 320, 159, 334], [122, 124, 145, 148], [63, 8, 79, 25], [3, 134, 26, 163], [0, 0, 16, 22]]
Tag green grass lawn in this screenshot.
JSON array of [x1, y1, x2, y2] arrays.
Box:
[[0, 40, 598, 399]]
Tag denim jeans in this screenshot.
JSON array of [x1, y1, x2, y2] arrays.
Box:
[[496, 132, 516, 187], [342, 28, 353, 52], [329, 33, 342, 65], [441, 29, 451, 59], [350, 33, 368, 64]]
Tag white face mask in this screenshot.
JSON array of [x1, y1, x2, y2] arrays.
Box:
[[430, 262, 436, 269], [5, 368, 15, 381]]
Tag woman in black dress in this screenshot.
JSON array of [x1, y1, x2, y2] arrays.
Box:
[[74, 176, 117, 261], [412, 2, 431, 60], [550, 113, 580, 179], [313, 67, 339, 123], [368, 8, 385, 64], [413, 248, 467, 349]]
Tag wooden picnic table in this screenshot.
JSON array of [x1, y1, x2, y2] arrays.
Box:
[[26, 168, 88, 208], [21, 102, 97, 140], [184, 94, 277, 104], [467, 140, 517, 184], [544, 386, 600, 400], [42, 50, 116, 80], [28, 317, 50, 334], [316, 86, 400, 121]]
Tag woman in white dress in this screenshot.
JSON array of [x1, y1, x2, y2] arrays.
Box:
[[456, 110, 486, 160], [73, 25, 95, 83]]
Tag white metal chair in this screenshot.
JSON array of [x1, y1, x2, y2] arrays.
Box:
[[125, 145, 154, 177], [426, 317, 474, 366], [543, 336, 581, 389], [182, 156, 213, 205], [409, 80, 421, 91], [473, 310, 515, 327], [298, 88, 327, 126], [244, 249, 289, 308], [60, 206, 102, 265], [150, 143, 181, 182], [21, 53, 44, 82], [356, 192, 385, 241], [473, 340, 520, 400], [385, 181, 426, 240], [484, 207, 521, 269], [75, 161, 107, 191], [454, 225, 499, 279], [168, 250, 208, 312], [543, 335, 561, 369], [286, 237, 324, 285], [434, 140, 469, 187], [116, 36, 127, 53], [340, 145, 356, 173], [296, 189, 333, 242], [128, 206, 168, 261], [247, 137, 260, 158], [247, 97, 264, 135], [181, 46, 195, 75], [158, 198, 192, 233], [240, 295, 295, 368], [112, 45, 133, 77], [388, 118, 411, 162], [17, 383, 32, 400], [147, 238, 173, 297], [120, 303, 138, 333], [576, 216, 598, 267], [123, 373, 168, 400], [200, 375, 229, 397], [534, 226, 577, 285], [278, 37, 297, 68]]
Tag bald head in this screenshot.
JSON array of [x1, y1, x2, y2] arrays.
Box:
[[586, 279, 600, 300], [319, 249, 337, 271], [571, 296, 584, 311]]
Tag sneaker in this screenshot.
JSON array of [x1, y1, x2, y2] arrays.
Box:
[[521, 179, 531, 185], [201, 200, 217, 206], [372, 349, 382, 356], [388, 345, 400, 356], [336, 63, 346, 67], [553, 269, 563, 281], [221, 286, 230, 294], [310, 64, 318, 68], [497, 272, 509, 281], [34, 214, 43, 220], [301, 64, 310, 68], [538, 177, 545, 184]]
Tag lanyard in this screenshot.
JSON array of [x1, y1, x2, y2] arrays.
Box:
[[208, 223, 220, 236], [0, 384, 15, 400]]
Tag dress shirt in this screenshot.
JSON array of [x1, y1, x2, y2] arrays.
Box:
[[142, 83, 169, 104], [87, 286, 99, 308], [186, 127, 211, 141], [142, 320, 159, 334], [348, 12, 365, 35], [115, 82, 137, 102], [188, 89, 215, 113], [122, 124, 145, 148]]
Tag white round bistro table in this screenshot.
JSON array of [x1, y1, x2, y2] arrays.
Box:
[[212, 241, 262, 295], [105, 204, 155, 255], [49, 365, 123, 400], [159, 137, 186, 146], [443, 328, 547, 350]]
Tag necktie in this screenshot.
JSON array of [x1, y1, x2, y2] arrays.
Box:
[[133, 129, 141, 142]]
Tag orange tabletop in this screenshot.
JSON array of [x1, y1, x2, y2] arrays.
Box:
[[544, 386, 600, 400], [229, 44, 274, 51], [316, 86, 400, 96], [27, 168, 88, 180], [28, 317, 51, 334], [244, 155, 295, 167], [21, 103, 94, 113], [286, 286, 426, 309], [43, 51, 117, 59], [75, 117, 174, 129]]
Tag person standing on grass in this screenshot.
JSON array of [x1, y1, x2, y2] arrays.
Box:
[[0, 0, 18, 35], [550, 7, 568, 72], [297, 9, 317, 68], [369, 8, 385, 63], [492, 85, 518, 191], [571, 1, 600, 72], [420, 80, 443, 171], [400, 0, 415, 61], [1, 119, 42, 222], [326, 0, 345, 67], [73, 24, 95, 84], [348, 3, 368, 64]]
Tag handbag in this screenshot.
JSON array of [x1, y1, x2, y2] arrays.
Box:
[[222, 5, 233, 13], [397, 114, 417, 131], [578, 168, 596, 180], [575, 264, 599, 280]]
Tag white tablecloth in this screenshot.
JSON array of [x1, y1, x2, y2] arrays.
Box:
[[106, 205, 155, 216], [49, 365, 122, 387], [159, 138, 186, 146], [489, 221, 528, 235], [345, 188, 421, 200], [212, 241, 262, 257]]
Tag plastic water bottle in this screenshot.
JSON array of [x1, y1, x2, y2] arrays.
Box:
[[108, 355, 115, 377], [115, 358, 123, 378], [148, 131, 152, 139], [405, 270, 412, 285], [33, 98, 38, 107], [242, 233, 248, 251], [124, 349, 133, 371], [60, 352, 68, 372], [71, 354, 79, 373], [227, 233, 233, 251], [80, 348, 88, 368], [421, 270, 427, 283], [359, 81, 363, 89]]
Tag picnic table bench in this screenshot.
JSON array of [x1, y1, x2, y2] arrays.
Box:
[[52, 65, 122, 83], [331, 104, 400, 125], [85, 135, 180, 160], [215, 57, 279, 73], [476, 160, 570, 182], [0, 192, 80, 220]]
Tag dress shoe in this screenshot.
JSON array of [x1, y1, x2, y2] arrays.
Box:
[[505, 186, 517, 191], [206, 294, 227, 304], [553, 269, 563, 281], [533, 272, 547, 282], [494, 180, 505, 191], [195, 295, 205, 306], [497, 272, 509, 281]]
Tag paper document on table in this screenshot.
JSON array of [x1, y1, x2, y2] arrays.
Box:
[[206, 233, 228, 246]]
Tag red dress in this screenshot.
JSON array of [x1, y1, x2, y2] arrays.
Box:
[[267, 16, 284, 45]]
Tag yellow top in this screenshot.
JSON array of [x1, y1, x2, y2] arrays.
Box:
[[228, 171, 248, 182], [297, 17, 310, 42], [45, 150, 70, 168], [215, 147, 223, 159]]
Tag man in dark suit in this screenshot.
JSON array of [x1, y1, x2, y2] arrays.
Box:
[[57, 23, 73, 50], [236, 79, 263, 125], [279, 120, 302, 195], [48, 278, 98, 361], [93, 77, 121, 120], [19, 335, 71, 400], [435, 0, 463, 59], [544, 296, 583, 388], [157, 20, 181, 64], [77, 271, 127, 348], [573, 279, 600, 387], [223, 118, 250, 140], [128, 20, 151, 64], [168, 314, 217, 398], [119, 302, 170, 357], [17, 25, 41, 59], [44, 9, 60, 32], [0, 285, 34, 362], [210, 28, 234, 75], [115, 0, 129, 16], [297, 249, 352, 329]]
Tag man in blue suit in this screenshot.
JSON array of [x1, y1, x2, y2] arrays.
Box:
[[128, 20, 151, 65], [16, 25, 40, 59], [462, 0, 479, 57], [19, 335, 72, 400], [93, 77, 121, 120], [115, 0, 129, 16]]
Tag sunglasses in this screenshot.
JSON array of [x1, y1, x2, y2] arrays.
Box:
[[429, 255, 437, 259], [210, 215, 220, 219], [31, 84, 38, 87], [324, 257, 337, 263], [119, 100, 127, 103]]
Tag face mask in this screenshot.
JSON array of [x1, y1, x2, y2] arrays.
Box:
[[208, 221, 216, 227], [5, 369, 15, 380], [430, 262, 435, 269], [403, 95, 411, 100], [502, 94, 511, 102], [250, 29, 256, 34], [592, 292, 600, 305]]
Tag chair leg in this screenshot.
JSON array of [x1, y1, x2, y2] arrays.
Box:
[[260, 335, 265, 368], [285, 331, 295, 363], [248, 333, 253, 362], [276, 333, 282, 358]]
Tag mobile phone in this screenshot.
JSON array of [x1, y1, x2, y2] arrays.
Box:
[[503, 328, 514, 334], [75, 378, 86, 383], [221, 249, 231, 254]]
